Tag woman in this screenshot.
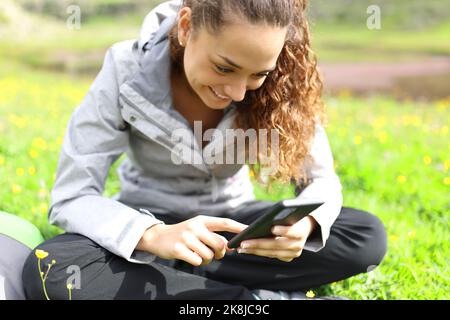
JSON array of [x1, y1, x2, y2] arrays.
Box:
[[22, 0, 387, 300]]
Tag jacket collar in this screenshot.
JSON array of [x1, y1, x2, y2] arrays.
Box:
[[120, 13, 239, 174], [129, 14, 177, 111]]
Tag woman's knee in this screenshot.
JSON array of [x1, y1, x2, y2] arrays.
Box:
[[349, 210, 387, 273], [22, 241, 63, 300], [22, 233, 100, 300], [334, 208, 387, 274]]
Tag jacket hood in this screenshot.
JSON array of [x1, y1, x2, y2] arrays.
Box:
[[138, 0, 182, 53]]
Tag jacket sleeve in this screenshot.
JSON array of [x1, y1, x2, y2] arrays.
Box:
[[49, 47, 164, 264], [296, 124, 343, 252]]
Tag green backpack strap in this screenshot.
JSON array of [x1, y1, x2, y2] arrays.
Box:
[[0, 211, 45, 249]]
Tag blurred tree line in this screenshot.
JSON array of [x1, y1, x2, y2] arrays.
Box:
[[15, 0, 162, 20], [14, 0, 450, 30], [308, 0, 450, 30]]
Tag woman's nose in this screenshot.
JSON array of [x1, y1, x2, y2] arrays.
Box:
[[224, 82, 247, 102]]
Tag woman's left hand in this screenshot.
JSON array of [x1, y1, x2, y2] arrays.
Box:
[[236, 216, 318, 262]]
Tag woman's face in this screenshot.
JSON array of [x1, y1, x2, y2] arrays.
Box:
[[177, 8, 288, 110]]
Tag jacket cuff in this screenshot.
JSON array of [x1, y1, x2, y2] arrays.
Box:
[[121, 208, 165, 264], [303, 215, 324, 252]]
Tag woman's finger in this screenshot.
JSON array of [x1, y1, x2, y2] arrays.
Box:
[[200, 216, 248, 234], [196, 227, 227, 260], [173, 242, 203, 266], [237, 248, 303, 260], [271, 225, 304, 239], [183, 232, 215, 264], [240, 237, 303, 251]]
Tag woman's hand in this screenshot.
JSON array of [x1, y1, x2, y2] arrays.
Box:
[[137, 215, 247, 266], [236, 216, 318, 262]]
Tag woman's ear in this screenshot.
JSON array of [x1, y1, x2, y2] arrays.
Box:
[[177, 7, 193, 47]]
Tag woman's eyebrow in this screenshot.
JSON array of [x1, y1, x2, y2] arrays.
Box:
[[217, 54, 276, 73]]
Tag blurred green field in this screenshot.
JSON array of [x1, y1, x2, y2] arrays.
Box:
[[2, 0, 450, 74], [1, 0, 449, 300], [0, 57, 448, 299]]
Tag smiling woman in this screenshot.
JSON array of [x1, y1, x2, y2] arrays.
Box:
[[169, 0, 325, 185], [172, 15, 286, 106], [20, 0, 387, 301]]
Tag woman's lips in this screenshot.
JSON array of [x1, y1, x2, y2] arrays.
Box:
[[209, 86, 231, 101]]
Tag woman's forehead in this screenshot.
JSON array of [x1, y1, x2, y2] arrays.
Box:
[[198, 23, 287, 69]]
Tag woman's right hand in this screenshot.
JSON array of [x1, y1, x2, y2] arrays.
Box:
[[137, 215, 248, 266]]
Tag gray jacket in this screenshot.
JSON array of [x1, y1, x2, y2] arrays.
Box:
[[49, 0, 343, 264]]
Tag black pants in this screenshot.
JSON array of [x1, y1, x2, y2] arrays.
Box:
[[22, 201, 387, 300]]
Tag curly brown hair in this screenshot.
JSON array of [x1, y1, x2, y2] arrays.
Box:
[[169, 0, 326, 187]]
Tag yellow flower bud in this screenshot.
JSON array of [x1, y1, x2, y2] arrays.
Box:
[[306, 290, 315, 298], [35, 249, 49, 259]]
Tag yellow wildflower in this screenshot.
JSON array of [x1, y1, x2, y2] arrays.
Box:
[[377, 131, 388, 144], [0, 155, 4, 166], [441, 126, 448, 136], [32, 137, 48, 151], [397, 175, 407, 184], [29, 149, 39, 159], [401, 115, 411, 126], [354, 135, 362, 145], [423, 156, 432, 166], [35, 249, 49, 259], [372, 116, 387, 129], [306, 290, 315, 298], [28, 166, 36, 176], [445, 160, 450, 172], [40, 203, 49, 215], [16, 167, 25, 177], [12, 184, 22, 194], [444, 177, 450, 185], [411, 115, 421, 127], [390, 235, 398, 242], [7, 114, 27, 128]]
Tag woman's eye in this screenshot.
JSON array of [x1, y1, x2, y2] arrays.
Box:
[[215, 65, 233, 74], [215, 64, 270, 78]]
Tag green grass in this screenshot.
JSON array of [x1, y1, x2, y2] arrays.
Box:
[[312, 20, 450, 62], [0, 58, 448, 299]]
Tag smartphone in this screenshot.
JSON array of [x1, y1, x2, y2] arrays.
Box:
[[227, 199, 324, 249]]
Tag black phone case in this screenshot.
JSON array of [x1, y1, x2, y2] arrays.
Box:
[[227, 201, 324, 249]]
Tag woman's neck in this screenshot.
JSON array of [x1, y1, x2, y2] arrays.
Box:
[[170, 68, 224, 132]]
